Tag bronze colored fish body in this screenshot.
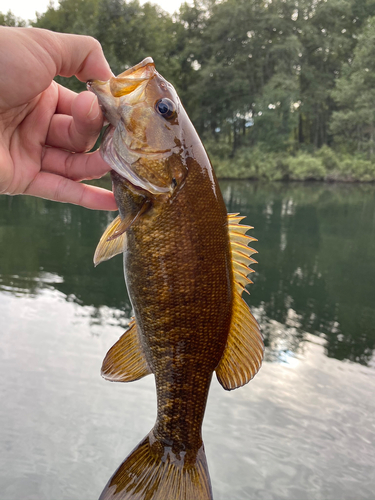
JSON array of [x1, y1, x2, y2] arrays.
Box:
[[89, 58, 264, 500]]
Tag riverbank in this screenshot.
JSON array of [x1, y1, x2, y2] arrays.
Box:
[[87, 145, 375, 185], [207, 144, 375, 182]]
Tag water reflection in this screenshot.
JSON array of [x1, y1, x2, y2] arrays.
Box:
[[1, 181, 374, 366], [1, 286, 374, 500], [0, 193, 131, 327], [221, 181, 375, 366], [1, 182, 375, 500]]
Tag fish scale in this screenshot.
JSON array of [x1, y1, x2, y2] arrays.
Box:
[[125, 163, 232, 454]]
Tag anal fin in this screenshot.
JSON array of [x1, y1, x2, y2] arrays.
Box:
[[102, 319, 152, 382]]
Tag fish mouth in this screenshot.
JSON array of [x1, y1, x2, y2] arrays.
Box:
[[87, 57, 155, 105], [109, 57, 155, 98]]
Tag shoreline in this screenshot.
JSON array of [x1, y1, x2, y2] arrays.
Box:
[[207, 145, 375, 184], [216, 176, 375, 183]]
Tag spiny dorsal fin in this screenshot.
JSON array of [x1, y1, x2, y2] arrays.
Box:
[[101, 319, 152, 382], [228, 212, 258, 292], [215, 213, 264, 391], [94, 215, 127, 267]]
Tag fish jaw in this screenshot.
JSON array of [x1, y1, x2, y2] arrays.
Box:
[[86, 79, 120, 128]]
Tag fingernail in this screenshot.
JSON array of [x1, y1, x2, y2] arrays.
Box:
[[87, 95, 100, 120]]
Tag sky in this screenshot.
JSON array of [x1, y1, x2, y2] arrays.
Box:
[[0, 0, 186, 21]]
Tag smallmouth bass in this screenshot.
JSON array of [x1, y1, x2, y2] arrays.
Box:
[[88, 57, 264, 500]]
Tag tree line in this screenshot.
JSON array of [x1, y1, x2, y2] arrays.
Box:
[[2, 0, 375, 181]]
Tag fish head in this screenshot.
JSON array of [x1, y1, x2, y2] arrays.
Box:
[[88, 57, 189, 197]]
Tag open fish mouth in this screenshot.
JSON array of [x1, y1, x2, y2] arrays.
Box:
[[87, 57, 156, 126], [108, 57, 155, 100], [87, 57, 155, 104]]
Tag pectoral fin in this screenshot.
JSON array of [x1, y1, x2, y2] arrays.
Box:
[[93, 215, 127, 266], [101, 319, 152, 382], [94, 198, 150, 266], [216, 213, 264, 390]]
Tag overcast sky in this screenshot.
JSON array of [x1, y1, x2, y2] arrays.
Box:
[[1, 0, 185, 21]]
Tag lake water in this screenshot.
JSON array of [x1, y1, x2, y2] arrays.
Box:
[[0, 180, 374, 500]]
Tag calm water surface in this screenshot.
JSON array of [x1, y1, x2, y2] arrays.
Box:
[[0, 180, 374, 500]]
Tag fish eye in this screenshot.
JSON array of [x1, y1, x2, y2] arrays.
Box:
[[155, 98, 176, 119]]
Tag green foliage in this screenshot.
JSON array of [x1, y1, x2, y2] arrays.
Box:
[[287, 154, 326, 180], [208, 143, 375, 182], [207, 144, 288, 181], [34, 0, 100, 34], [315, 145, 340, 172], [339, 156, 375, 182], [331, 16, 375, 157], [0, 10, 26, 26], [4, 0, 375, 182]]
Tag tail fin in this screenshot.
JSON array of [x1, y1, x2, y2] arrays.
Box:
[[99, 432, 212, 500]]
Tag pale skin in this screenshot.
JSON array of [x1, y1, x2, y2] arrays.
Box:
[[0, 26, 117, 210]]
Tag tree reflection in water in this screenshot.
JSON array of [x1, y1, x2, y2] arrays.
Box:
[[1, 180, 374, 366], [221, 181, 375, 365]]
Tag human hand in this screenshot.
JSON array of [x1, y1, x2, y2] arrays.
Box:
[[0, 26, 117, 210]]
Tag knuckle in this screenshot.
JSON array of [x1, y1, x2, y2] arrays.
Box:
[[77, 185, 87, 207], [91, 37, 102, 50], [82, 35, 103, 55], [65, 152, 90, 182]]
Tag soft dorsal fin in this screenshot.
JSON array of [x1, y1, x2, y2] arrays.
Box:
[[101, 318, 152, 382], [94, 215, 127, 266], [215, 213, 264, 390]]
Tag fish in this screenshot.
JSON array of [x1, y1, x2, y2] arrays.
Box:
[[88, 57, 264, 500]]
